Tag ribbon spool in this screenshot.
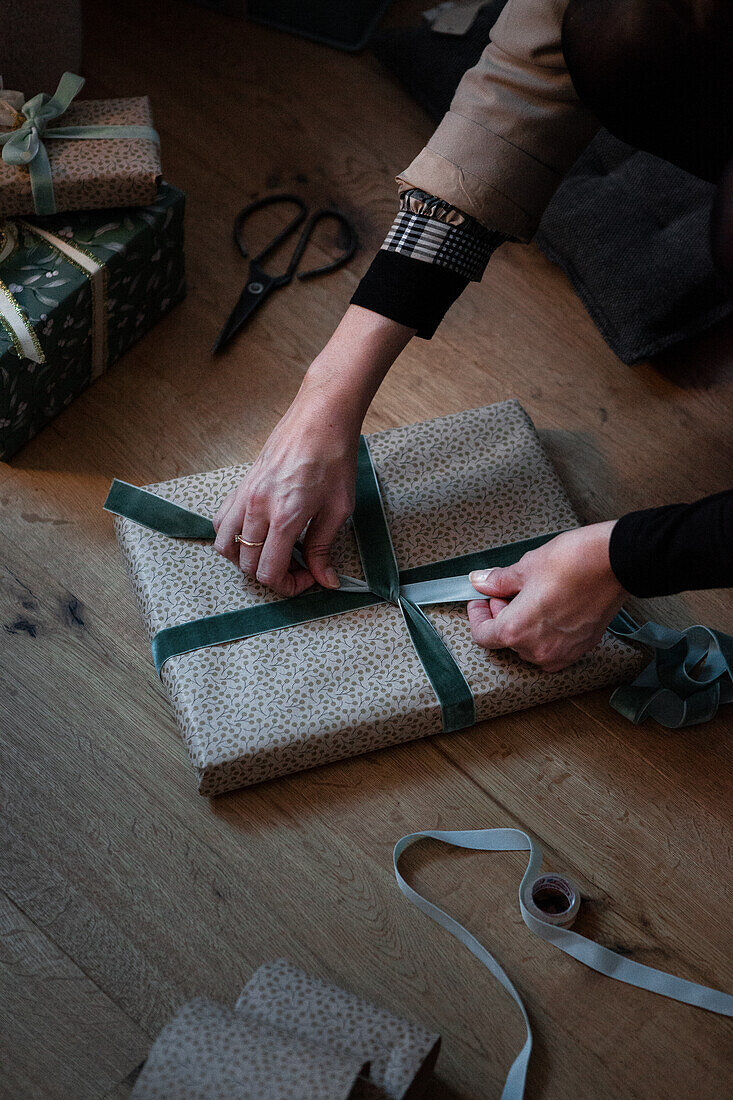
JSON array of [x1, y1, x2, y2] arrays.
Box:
[[393, 828, 733, 1100], [522, 872, 581, 928]]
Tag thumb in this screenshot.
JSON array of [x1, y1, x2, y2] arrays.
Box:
[[302, 510, 343, 590], [469, 563, 522, 598]]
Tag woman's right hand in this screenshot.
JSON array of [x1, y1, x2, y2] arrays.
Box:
[[213, 384, 360, 598]]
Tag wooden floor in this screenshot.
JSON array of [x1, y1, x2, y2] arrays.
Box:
[[2, 1, 732, 1096]]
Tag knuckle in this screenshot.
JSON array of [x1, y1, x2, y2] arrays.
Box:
[[533, 644, 556, 666], [246, 489, 268, 512], [334, 493, 354, 518], [271, 503, 300, 528]]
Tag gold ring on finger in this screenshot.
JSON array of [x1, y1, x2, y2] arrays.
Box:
[[234, 535, 265, 547]]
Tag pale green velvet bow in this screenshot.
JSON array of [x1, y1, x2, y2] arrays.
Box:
[[0, 72, 159, 216]]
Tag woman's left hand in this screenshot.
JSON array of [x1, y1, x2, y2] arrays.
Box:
[[467, 521, 627, 672]]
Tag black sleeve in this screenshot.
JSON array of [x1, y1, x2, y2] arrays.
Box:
[[350, 249, 469, 339], [609, 490, 733, 597]]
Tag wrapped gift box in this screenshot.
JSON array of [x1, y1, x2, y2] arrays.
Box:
[[0, 182, 185, 460], [0, 94, 161, 218], [112, 400, 645, 796]]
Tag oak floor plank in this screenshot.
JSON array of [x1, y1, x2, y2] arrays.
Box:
[[0, 891, 149, 1100], [1, 0, 731, 1095], [2, 535, 731, 1096]]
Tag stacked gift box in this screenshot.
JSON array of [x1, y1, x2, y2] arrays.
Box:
[[0, 73, 185, 460]]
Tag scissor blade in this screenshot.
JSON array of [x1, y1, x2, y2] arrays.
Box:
[[212, 276, 275, 354]]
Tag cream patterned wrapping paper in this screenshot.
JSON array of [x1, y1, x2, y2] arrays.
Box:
[[235, 960, 440, 1099], [132, 960, 439, 1100], [113, 400, 645, 795], [131, 998, 371, 1099], [0, 97, 161, 217]]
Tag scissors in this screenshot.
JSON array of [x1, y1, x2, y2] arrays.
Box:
[[212, 193, 358, 353]]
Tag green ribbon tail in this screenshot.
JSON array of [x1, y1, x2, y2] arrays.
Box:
[[104, 479, 216, 539], [399, 596, 475, 732], [28, 139, 56, 216]]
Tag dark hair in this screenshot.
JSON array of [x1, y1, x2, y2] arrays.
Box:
[[562, 0, 733, 182]]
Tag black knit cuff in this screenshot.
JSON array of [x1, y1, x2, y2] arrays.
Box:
[[609, 491, 733, 597], [350, 249, 469, 339]]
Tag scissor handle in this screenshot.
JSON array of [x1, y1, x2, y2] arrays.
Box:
[[295, 209, 359, 281], [233, 193, 308, 266]]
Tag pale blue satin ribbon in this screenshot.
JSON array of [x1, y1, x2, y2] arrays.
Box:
[[394, 828, 733, 1099], [291, 544, 479, 605], [0, 72, 160, 215]]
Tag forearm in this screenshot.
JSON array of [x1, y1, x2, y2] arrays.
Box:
[[609, 491, 733, 597], [296, 305, 415, 430]]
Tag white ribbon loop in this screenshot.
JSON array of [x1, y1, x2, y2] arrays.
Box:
[[393, 828, 733, 1100]]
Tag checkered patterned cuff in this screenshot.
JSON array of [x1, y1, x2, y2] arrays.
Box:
[[381, 210, 506, 282]]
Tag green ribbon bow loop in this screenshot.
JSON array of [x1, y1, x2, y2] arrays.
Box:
[[0, 72, 160, 216], [609, 613, 733, 728]]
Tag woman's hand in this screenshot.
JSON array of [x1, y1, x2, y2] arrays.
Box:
[[467, 521, 626, 671], [213, 387, 359, 597], [213, 305, 415, 597]]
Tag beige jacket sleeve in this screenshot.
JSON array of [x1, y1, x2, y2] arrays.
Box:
[[398, 0, 599, 241]]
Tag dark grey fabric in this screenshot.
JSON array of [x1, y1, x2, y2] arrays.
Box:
[[371, 8, 732, 364], [535, 133, 732, 363]]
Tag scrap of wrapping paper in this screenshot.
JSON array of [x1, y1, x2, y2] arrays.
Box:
[[131, 960, 440, 1099]]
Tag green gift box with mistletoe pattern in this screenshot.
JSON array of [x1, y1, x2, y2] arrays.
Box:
[[0, 182, 185, 461]]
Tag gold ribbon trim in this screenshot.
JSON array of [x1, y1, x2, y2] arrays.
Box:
[[0, 219, 107, 375]]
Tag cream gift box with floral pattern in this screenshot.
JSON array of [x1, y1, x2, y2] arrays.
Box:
[[0, 95, 161, 219], [112, 401, 645, 797], [0, 183, 185, 460]]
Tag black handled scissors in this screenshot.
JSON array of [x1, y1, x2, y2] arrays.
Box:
[[212, 193, 358, 354]]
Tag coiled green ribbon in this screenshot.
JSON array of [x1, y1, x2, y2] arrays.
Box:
[[0, 72, 160, 216], [104, 440, 732, 732], [609, 611, 733, 727]]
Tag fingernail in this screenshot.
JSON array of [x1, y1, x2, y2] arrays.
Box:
[[469, 568, 495, 584], [325, 567, 340, 589]]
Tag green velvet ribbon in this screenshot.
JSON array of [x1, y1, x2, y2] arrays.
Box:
[[0, 72, 160, 216], [104, 443, 733, 733], [609, 609, 733, 728]]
